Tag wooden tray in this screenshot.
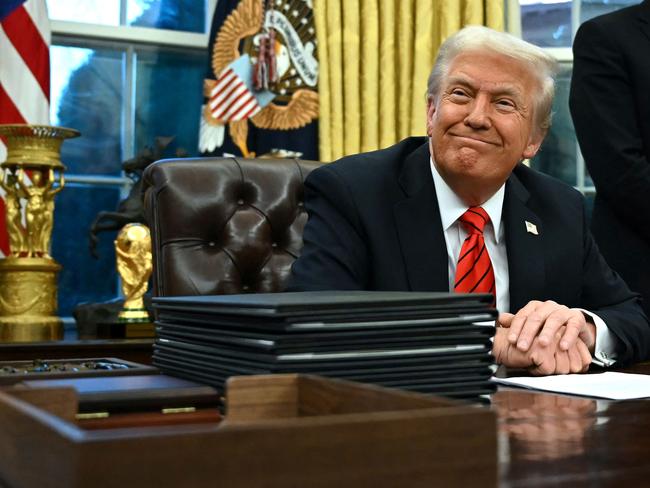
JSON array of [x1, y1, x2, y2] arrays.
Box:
[[0, 374, 496, 487]]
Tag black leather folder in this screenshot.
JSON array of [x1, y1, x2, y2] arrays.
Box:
[[152, 291, 495, 326], [155, 321, 494, 353]]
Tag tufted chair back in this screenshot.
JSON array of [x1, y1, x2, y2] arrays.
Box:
[[142, 157, 322, 296]]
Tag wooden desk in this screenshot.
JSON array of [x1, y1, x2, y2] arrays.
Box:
[[0, 343, 648, 486], [495, 362, 650, 487]]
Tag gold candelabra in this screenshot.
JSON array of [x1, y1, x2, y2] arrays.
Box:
[[0, 124, 79, 342]]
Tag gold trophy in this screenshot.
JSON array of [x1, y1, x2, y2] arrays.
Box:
[[115, 223, 153, 337], [0, 124, 79, 342]]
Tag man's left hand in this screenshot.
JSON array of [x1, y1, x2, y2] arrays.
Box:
[[499, 300, 597, 354], [493, 326, 592, 375]]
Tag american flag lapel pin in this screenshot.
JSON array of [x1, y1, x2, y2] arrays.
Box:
[[525, 221, 539, 235]]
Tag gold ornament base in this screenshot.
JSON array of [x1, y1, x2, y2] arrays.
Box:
[[118, 307, 153, 339], [0, 316, 62, 342], [125, 322, 155, 338], [0, 257, 63, 342], [118, 307, 151, 323]]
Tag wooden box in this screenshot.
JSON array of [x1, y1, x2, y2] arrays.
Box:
[[0, 374, 496, 487]]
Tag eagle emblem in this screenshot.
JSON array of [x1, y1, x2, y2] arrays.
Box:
[[200, 0, 319, 157]]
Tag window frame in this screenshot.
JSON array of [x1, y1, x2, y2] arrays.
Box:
[[506, 0, 595, 197], [49, 0, 216, 321], [51, 0, 215, 166]]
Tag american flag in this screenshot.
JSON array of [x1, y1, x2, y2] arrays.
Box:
[[0, 0, 50, 257], [208, 54, 275, 123], [209, 66, 263, 122]]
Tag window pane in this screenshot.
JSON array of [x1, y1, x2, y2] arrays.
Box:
[[585, 163, 593, 187], [134, 47, 204, 157], [51, 45, 126, 176], [579, 0, 641, 24], [521, 0, 572, 47], [52, 184, 121, 317], [529, 64, 577, 185], [127, 0, 206, 32], [46, 0, 120, 26], [519, 0, 640, 48]]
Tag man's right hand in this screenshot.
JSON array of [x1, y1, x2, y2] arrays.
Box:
[[492, 326, 592, 375]]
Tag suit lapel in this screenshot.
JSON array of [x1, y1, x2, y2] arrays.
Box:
[[393, 143, 449, 292], [503, 169, 546, 312]]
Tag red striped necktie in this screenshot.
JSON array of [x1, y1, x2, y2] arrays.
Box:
[[454, 207, 496, 306]]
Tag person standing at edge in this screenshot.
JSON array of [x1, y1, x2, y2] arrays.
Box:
[[288, 26, 650, 374], [570, 2, 650, 320]]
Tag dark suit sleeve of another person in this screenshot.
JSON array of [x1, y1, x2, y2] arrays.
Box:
[[578, 196, 650, 365], [569, 15, 650, 243], [287, 163, 369, 290]]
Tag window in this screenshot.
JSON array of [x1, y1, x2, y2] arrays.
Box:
[[512, 0, 639, 212], [47, 0, 212, 318], [48, 0, 205, 32], [520, 0, 639, 48]]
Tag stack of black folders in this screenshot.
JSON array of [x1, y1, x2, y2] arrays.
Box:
[[152, 291, 497, 400]]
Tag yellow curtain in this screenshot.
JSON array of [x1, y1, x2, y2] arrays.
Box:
[[315, 0, 504, 162]]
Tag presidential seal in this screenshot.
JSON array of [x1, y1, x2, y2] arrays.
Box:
[[200, 0, 319, 156]]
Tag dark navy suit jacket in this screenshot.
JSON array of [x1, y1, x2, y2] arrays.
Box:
[[287, 137, 650, 365], [570, 1, 650, 319]]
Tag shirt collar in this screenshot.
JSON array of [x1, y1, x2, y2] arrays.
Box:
[[429, 156, 505, 243]]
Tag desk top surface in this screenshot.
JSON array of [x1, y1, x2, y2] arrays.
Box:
[[1, 336, 648, 487], [494, 362, 650, 487]]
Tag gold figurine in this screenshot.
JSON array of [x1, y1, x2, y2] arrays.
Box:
[[116, 223, 153, 324], [0, 124, 78, 342], [40, 169, 62, 257], [0, 172, 26, 256], [15, 168, 63, 258]]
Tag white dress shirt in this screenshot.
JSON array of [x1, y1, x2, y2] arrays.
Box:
[[429, 157, 616, 366]]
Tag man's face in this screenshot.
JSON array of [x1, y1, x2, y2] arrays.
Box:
[[427, 50, 545, 205]]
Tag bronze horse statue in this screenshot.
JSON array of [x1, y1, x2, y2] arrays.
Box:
[[89, 137, 185, 258]]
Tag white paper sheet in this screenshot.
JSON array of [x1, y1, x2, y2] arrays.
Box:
[[492, 372, 650, 400]]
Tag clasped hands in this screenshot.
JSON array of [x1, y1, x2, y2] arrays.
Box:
[[492, 300, 597, 375]]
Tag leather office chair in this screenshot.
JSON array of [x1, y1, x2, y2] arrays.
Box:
[[143, 157, 322, 297]]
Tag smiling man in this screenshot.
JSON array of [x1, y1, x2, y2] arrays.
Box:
[[287, 26, 650, 374]]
